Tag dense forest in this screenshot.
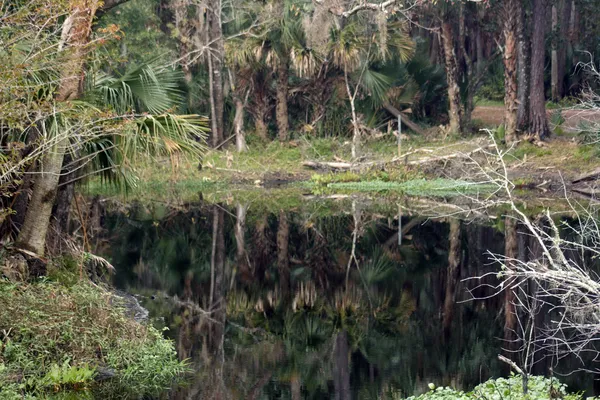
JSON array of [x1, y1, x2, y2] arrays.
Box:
[[3, 0, 600, 398]]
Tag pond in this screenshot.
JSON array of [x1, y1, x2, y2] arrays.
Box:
[[99, 196, 599, 399]]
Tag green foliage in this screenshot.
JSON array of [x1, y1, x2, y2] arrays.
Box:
[[511, 143, 553, 159], [326, 179, 495, 197], [406, 375, 584, 400], [0, 278, 187, 398]]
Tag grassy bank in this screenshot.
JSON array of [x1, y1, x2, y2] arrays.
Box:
[[0, 257, 186, 399], [84, 134, 600, 206]]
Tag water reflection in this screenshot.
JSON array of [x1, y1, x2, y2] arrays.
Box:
[[100, 201, 596, 399]]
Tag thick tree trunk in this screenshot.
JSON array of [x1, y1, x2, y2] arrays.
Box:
[[529, 0, 550, 140], [276, 60, 290, 142], [443, 219, 461, 337], [333, 330, 351, 400], [440, 22, 463, 134], [16, 0, 99, 256], [277, 211, 290, 297], [517, 4, 530, 131], [234, 97, 247, 152], [255, 116, 268, 140], [207, 0, 224, 147], [503, 0, 520, 142]]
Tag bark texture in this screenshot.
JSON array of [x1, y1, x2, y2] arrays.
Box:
[[441, 22, 463, 134], [16, 0, 99, 256], [234, 97, 247, 152], [517, 3, 530, 131], [503, 0, 521, 142], [276, 60, 289, 142], [529, 0, 551, 140]]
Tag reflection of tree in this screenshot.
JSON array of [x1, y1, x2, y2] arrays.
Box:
[[103, 204, 513, 398]]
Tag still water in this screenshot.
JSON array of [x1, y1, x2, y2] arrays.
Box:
[[100, 198, 597, 399]]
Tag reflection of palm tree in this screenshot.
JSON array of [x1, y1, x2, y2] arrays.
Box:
[[277, 211, 291, 297], [443, 219, 462, 338]]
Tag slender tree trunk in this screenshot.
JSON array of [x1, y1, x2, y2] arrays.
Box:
[[207, 0, 224, 147], [551, 4, 559, 101], [517, 3, 531, 130], [235, 203, 251, 281], [276, 60, 290, 142], [529, 0, 550, 140], [234, 97, 247, 152], [503, 0, 521, 142], [476, 25, 484, 73], [440, 23, 463, 134], [503, 217, 518, 358], [16, 0, 100, 256], [277, 211, 290, 297], [443, 219, 461, 338], [333, 330, 351, 400], [344, 64, 360, 159], [291, 375, 301, 400], [430, 32, 440, 65], [557, 0, 571, 97]]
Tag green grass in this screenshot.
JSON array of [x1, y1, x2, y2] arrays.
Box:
[[0, 265, 187, 399], [323, 178, 495, 197]]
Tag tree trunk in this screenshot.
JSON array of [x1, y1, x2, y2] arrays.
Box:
[[440, 22, 463, 134], [443, 219, 461, 338], [551, 4, 559, 101], [476, 25, 484, 73], [503, 217, 518, 358], [277, 211, 290, 297], [235, 203, 251, 282], [529, 0, 550, 140], [333, 330, 351, 400], [207, 0, 224, 147], [430, 32, 440, 65], [234, 97, 247, 152], [503, 0, 521, 142], [276, 60, 289, 142], [517, 3, 531, 131], [557, 0, 571, 98], [16, 0, 100, 256], [344, 65, 361, 159], [209, 205, 225, 311], [255, 116, 268, 140]]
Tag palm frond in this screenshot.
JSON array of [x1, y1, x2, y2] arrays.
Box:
[[90, 60, 183, 114]]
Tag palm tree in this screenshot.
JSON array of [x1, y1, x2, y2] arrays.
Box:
[[7, 19, 208, 256], [328, 17, 414, 158]]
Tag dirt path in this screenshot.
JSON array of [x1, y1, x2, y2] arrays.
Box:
[[472, 105, 600, 132]]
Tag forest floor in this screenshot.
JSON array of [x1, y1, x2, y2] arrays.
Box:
[[86, 124, 600, 206], [84, 103, 600, 206]]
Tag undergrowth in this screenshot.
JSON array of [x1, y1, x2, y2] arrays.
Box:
[[407, 374, 585, 400], [0, 273, 187, 399]]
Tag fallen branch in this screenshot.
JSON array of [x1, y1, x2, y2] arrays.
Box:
[[572, 167, 600, 184]]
